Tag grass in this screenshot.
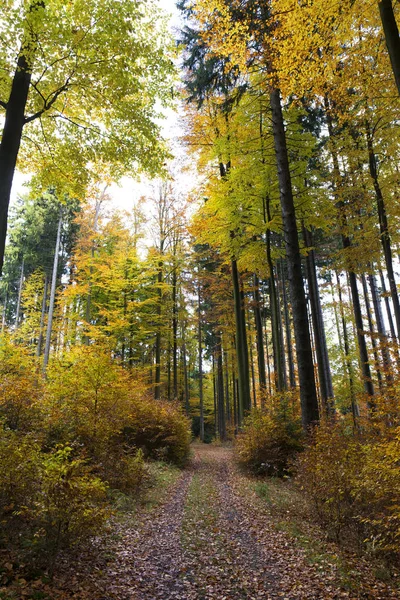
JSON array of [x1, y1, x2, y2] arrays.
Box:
[[109, 460, 182, 515]]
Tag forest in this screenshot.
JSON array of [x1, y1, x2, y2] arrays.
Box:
[[0, 0, 400, 599]]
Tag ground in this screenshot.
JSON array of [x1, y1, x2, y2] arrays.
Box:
[[3, 444, 399, 599]]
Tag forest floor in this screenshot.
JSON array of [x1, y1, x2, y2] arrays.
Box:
[[2, 444, 399, 600]]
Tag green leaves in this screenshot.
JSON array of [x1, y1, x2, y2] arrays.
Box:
[[1, 0, 175, 195]]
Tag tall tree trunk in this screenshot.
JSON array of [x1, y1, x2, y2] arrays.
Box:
[[43, 211, 62, 372], [379, 268, 398, 346], [231, 258, 251, 424], [182, 339, 190, 416], [269, 88, 319, 428], [0, 1, 44, 274], [280, 260, 296, 388], [248, 318, 257, 409], [84, 199, 102, 345], [276, 268, 288, 390], [198, 284, 204, 442], [212, 354, 218, 437], [379, 0, 400, 95], [224, 348, 231, 426], [325, 97, 374, 402], [154, 263, 163, 400], [15, 257, 25, 327], [264, 196, 286, 392], [232, 354, 238, 434], [253, 274, 267, 402], [36, 274, 48, 356], [265, 326, 272, 396], [215, 333, 226, 440], [172, 264, 178, 399], [346, 265, 375, 401], [368, 271, 393, 378], [361, 274, 383, 390], [1, 286, 8, 332], [366, 121, 400, 340], [336, 272, 359, 423], [303, 228, 334, 413]]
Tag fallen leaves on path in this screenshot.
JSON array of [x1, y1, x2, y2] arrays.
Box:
[[4, 444, 398, 599]]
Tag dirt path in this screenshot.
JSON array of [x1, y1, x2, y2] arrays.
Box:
[[56, 444, 397, 600]]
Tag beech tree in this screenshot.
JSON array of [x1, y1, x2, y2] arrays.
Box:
[[0, 0, 174, 273]]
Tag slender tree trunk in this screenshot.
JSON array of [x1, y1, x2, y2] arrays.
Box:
[[36, 274, 48, 356], [198, 284, 204, 441], [380, 268, 398, 345], [276, 268, 288, 390], [215, 333, 225, 440], [182, 339, 190, 416], [280, 260, 296, 388], [265, 326, 272, 396], [84, 199, 102, 345], [336, 272, 359, 423], [15, 257, 25, 327], [172, 265, 178, 399], [303, 228, 334, 413], [232, 354, 238, 434], [224, 348, 231, 426], [212, 354, 218, 437], [361, 274, 383, 390], [43, 211, 62, 372], [231, 258, 251, 424], [366, 121, 400, 340], [368, 271, 393, 378], [1, 286, 8, 332], [269, 88, 319, 428], [325, 97, 373, 402], [154, 262, 163, 400], [331, 280, 344, 355], [248, 316, 257, 409], [253, 274, 267, 400], [347, 266, 375, 401], [264, 216, 285, 391], [379, 0, 400, 95]]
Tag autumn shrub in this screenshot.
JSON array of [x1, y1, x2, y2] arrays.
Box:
[[0, 427, 41, 533], [295, 419, 400, 556], [30, 446, 110, 556], [99, 447, 149, 493], [43, 345, 132, 454], [235, 402, 304, 476], [0, 428, 110, 560], [294, 419, 363, 542], [0, 336, 42, 432], [122, 396, 191, 465]]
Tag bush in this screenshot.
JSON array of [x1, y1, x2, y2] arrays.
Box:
[[0, 428, 41, 526], [235, 405, 304, 476], [99, 447, 149, 493], [295, 419, 400, 556], [123, 397, 191, 465], [0, 430, 109, 558], [43, 346, 133, 454], [295, 419, 363, 542], [0, 337, 42, 432], [31, 446, 110, 554]]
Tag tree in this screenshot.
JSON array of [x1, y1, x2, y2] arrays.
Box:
[[0, 0, 174, 273], [379, 0, 400, 95]]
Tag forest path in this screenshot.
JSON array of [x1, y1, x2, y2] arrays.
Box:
[[57, 444, 397, 600]]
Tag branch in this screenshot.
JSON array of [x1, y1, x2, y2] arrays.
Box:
[[0, 100, 7, 110], [24, 78, 71, 124]]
